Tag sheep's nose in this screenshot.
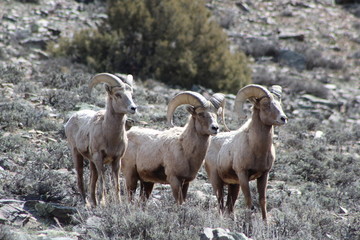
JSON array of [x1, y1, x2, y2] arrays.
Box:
[[211, 125, 219, 132], [129, 105, 137, 114], [209, 125, 219, 136], [280, 115, 288, 124]]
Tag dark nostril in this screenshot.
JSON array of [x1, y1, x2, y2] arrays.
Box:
[[281, 116, 287, 122], [211, 126, 219, 131]]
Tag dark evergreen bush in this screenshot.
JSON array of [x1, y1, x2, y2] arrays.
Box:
[[50, 0, 251, 93]]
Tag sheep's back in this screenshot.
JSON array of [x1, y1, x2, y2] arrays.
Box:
[[126, 126, 184, 172], [127, 126, 183, 145], [65, 110, 96, 139], [206, 131, 234, 158]]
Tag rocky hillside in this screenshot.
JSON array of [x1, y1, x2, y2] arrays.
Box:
[[0, 0, 359, 239]]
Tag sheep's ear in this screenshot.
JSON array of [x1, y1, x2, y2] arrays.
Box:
[[249, 97, 257, 104], [251, 97, 262, 109], [217, 107, 223, 116], [186, 106, 196, 115]]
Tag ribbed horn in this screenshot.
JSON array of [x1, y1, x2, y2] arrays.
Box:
[[88, 73, 125, 94], [167, 91, 209, 126], [125, 74, 133, 87], [209, 93, 230, 131], [116, 74, 134, 87], [234, 84, 272, 120], [209, 93, 225, 109], [269, 85, 282, 99]]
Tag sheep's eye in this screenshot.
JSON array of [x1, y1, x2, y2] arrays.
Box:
[[115, 93, 122, 99], [198, 112, 205, 117], [261, 101, 271, 110]]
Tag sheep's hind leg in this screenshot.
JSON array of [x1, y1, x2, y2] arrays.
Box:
[[72, 148, 86, 203]]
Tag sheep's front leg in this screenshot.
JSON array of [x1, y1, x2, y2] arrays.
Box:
[[124, 170, 138, 202], [238, 171, 253, 211], [168, 176, 184, 204], [257, 172, 269, 221], [211, 174, 225, 212], [89, 161, 98, 207], [111, 158, 121, 203], [181, 182, 189, 201], [72, 148, 86, 202], [226, 184, 240, 214], [92, 152, 107, 206], [140, 181, 154, 201]]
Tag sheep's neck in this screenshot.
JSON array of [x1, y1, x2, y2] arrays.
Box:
[[103, 98, 126, 140], [180, 118, 210, 173], [248, 109, 274, 152]]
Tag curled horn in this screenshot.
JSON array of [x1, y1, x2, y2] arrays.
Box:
[[269, 85, 282, 99], [209, 93, 230, 131], [125, 74, 134, 87], [88, 73, 125, 95], [167, 91, 209, 126], [234, 84, 272, 120], [116, 74, 134, 87]]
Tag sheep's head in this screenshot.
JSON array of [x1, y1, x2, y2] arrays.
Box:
[[89, 73, 137, 114], [167, 91, 227, 136], [234, 84, 287, 126]]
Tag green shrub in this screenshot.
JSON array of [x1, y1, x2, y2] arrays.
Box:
[[38, 59, 91, 90], [0, 134, 28, 154], [44, 89, 81, 111], [3, 140, 75, 202], [287, 78, 329, 99], [49, 0, 251, 93], [301, 47, 345, 70], [0, 66, 24, 85], [253, 67, 329, 98], [0, 100, 46, 131]]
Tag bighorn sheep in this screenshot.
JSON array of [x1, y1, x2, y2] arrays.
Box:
[[204, 84, 287, 220], [64, 73, 137, 206], [121, 91, 226, 204]]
